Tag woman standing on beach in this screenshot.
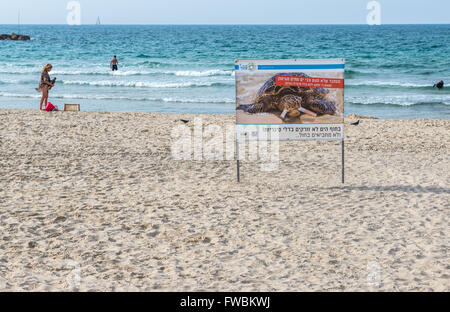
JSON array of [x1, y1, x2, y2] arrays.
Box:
[[36, 64, 54, 110]]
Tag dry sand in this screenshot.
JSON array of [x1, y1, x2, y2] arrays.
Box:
[[0, 109, 448, 292]]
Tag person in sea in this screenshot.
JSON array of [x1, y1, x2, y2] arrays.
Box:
[[433, 80, 444, 90], [36, 64, 55, 110], [110, 55, 119, 71]]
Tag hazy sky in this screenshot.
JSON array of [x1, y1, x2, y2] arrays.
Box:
[[1, 0, 449, 24]]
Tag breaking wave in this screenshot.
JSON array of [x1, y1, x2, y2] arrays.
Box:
[[61, 80, 231, 88], [0, 92, 234, 103]]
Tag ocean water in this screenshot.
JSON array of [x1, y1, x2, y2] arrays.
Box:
[[0, 24, 449, 119]]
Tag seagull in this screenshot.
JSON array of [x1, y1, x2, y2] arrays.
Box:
[[351, 120, 360, 126], [180, 119, 189, 124]]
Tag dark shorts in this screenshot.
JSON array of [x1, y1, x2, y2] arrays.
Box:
[[112, 65, 118, 71]]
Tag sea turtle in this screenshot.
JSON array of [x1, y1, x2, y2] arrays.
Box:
[[238, 72, 338, 120]]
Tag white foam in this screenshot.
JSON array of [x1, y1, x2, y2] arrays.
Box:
[[161, 97, 234, 103], [347, 94, 450, 106], [0, 92, 234, 103], [0, 67, 235, 78], [61, 80, 227, 88], [346, 81, 430, 88], [172, 69, 233, 77]]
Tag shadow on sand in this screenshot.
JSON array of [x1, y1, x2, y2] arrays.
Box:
[[328, 185, 449, 194]]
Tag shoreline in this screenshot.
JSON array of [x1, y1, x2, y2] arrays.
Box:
[[0, 109, 448, 291], [3, 108, 450, 121]]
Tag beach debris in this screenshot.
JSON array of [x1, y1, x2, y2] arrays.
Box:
[[147, 231, 160, 238], [433, 80, 444, 90], [0, 33, 31, 41], [238, 72, 338, 121], [28, 241, 37, 248], [180, 119, 190, 124], [64, 104, 81, 112], [346, 114, 378, 120], [351, 120, 360, 126], [185, 233, 210, 244], [53, 216, 67, 223]]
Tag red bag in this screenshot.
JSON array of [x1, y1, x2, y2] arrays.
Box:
[[45, 102, 55, 112]]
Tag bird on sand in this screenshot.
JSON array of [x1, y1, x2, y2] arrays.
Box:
[[351, 120, 360, 126]]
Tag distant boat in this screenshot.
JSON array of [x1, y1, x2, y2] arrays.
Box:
[[96, 17, 101, 25]]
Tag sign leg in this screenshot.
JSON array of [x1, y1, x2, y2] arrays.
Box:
[[236, 139, 240, 183], [342, 139, 345, 184]]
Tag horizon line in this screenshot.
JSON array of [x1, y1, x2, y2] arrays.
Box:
[[1, 23, 449, 26]]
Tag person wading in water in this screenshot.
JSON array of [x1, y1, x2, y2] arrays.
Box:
[[433, 80, 444, 90], [110, 56, 119, 71]]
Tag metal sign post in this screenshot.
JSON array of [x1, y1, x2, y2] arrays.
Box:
[[236, 138, 240, 183], [342, 138, 345, 184]]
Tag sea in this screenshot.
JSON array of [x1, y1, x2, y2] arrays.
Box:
[[0, 24, 449, 119]]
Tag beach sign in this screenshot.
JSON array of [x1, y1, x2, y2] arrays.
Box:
[[235, 59, 345, 141], [234, 59, 345, 182]]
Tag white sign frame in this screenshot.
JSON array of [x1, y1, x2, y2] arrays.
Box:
[[234, 59, 346, 183]]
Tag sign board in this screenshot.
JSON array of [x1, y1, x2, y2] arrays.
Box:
[[235, 59, 345, 141]]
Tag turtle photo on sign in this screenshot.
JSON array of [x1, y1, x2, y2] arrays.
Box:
[[238, 72, 338, 122], [235, 60, 345, 125]]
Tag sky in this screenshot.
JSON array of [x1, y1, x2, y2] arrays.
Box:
[[0, 0, 449, 25]]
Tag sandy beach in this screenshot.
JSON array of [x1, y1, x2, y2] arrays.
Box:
[[0, 109, 448, 292]]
